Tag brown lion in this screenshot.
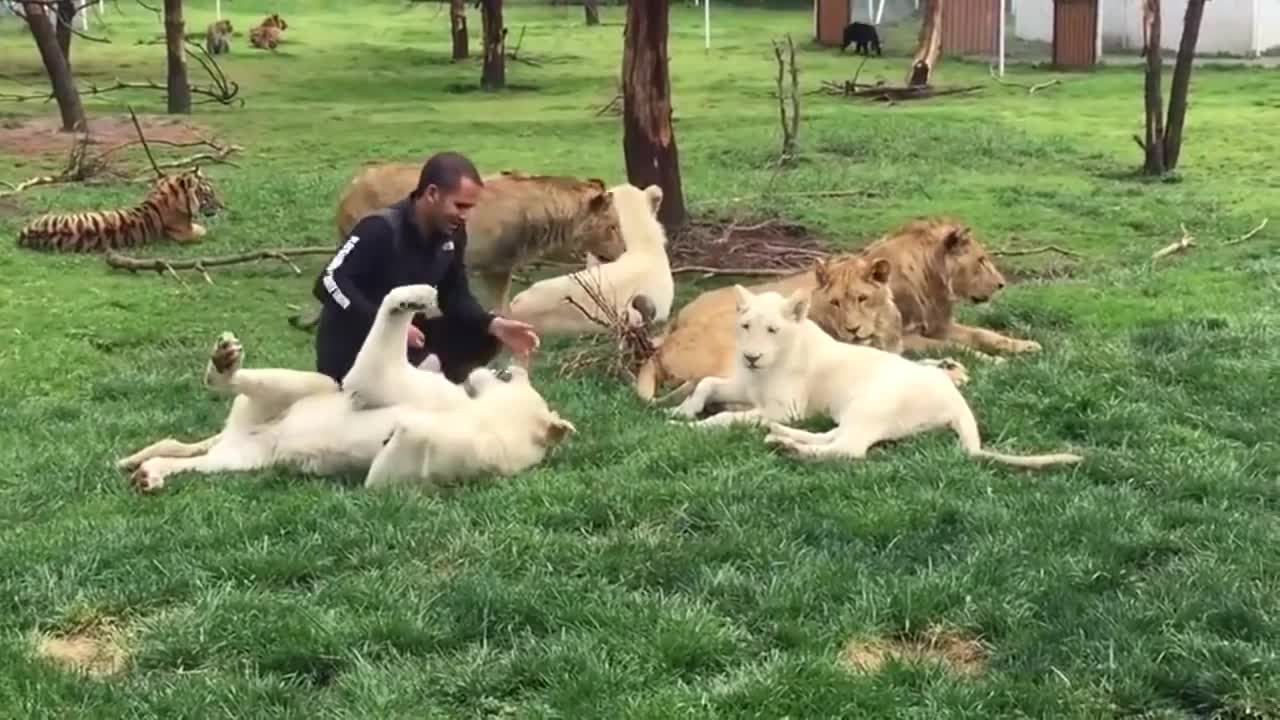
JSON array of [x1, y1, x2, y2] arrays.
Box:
[[249, 14, 287, 50], [634, 253, 906, 401], [859, 217, 1040, 355], [334, 162, 628, 308], [204, 19, 232, 55]]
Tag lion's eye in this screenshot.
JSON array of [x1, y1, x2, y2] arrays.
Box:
[[830, 298, 840, 307], [857, 294, 868, 303], [767, 326, 778, 334], [740, 323, 749, 330]]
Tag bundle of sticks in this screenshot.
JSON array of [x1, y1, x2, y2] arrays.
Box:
[[554, 272, 658, 380]]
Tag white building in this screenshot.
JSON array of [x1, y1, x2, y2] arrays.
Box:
[[1012, 0, 1280, 58]]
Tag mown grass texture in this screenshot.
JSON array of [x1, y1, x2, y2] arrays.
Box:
[[1, 1, 1279, 717]]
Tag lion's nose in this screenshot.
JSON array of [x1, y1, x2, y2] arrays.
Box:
[[743, 353, 761, 367]]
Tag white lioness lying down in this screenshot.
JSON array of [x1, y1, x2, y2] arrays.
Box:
[[669, 286, 1083, 470], [505, 182, 673, 335], [118, 284, 576, 493]]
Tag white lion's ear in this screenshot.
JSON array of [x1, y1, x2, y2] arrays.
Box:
[[732, 284, 753, 312], [784, 288, 811, 322], [644, 184, 663, 215]]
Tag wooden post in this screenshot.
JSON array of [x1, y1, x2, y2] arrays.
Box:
[[164, 0, 191, 114]]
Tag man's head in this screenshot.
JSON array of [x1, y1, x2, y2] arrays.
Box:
[[410, 151, 484, 236]]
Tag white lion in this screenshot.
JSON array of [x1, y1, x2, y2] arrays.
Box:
[[118, 284, 576, 493], [668, 285, 1083, 470], [505, 182, 673, 334]]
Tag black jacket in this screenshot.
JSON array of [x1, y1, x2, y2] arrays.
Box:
[[312, 196, 494, 378]]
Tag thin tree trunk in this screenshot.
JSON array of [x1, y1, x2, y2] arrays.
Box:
[[907, 0, 943, 87], [450, 0, 468, 60], [480, 0, 505, 90], [1141, 0, 1165, 175], [55, 0, 74, 64], [1163, 0, 1206, 171], [164, 0, 191, 113], [584, 0, 600, 26], [622, 0, 686, 231], [21, 1, 86, 132]]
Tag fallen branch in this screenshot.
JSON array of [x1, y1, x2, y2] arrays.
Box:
[[0, 130, 117, 198], [992, 244, 1084, 259], [988, 66, 1062, 94], [1223, 217, 1268, 246], [672, 265, 797, 277], [1151, 223, 1195, 261], [556, 272, 657, 381], [105, 246, 336, 281], [821, 81, 984, 103]]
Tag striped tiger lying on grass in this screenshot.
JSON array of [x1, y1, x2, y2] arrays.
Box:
[[16, 168, 224, 253]]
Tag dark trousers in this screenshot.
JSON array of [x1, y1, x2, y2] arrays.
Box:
[[316, 313, 501, 386]]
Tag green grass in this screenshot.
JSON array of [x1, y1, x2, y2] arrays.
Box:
[[2, 1, 1280, 716]]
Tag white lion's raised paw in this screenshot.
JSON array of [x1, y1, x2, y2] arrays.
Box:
[[205, 331, 243, 387], [388, 284, 442, 318], [129, 465, 165, 494]]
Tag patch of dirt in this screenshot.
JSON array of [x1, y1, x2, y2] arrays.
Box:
[[0, 113, 214, 159], [839, 626, 989, 677], [668, 216, 834, 275], [33, 617, 130, 678]]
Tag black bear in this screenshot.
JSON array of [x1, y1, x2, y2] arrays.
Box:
[[841, 21, 882, 57]]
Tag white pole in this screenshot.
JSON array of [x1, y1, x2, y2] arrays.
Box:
[[997, 0, 1005, 76], [703, 0, 710, 51], [216, 0, 222, 21], [866, 0, 872, 21], [875, 0, 885, 24], [1096, 0, 1105, 62], [1251, 0, 1261, 57]]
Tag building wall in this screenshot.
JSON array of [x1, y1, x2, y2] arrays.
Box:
[[1014, 0, 1267, 57]]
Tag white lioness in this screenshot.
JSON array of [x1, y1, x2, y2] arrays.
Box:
[[505, 183, 673, 335], [669, 286, 1083, 470], [118, 284, 576, 493]]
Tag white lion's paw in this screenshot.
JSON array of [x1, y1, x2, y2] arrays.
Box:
[[667, 403, 698, 419], [116, 455, 141, 472], [129, 464, 166, 494], [764, 434, 799, 453], [204, 331, 243, 388], [388, 284, 441, 318]]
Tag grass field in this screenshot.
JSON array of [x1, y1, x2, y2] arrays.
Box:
[[2, 0, 1280, 716]]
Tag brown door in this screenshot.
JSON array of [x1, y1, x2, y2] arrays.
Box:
[[942, 0, 1000, 55], [1053, 0, 1099, 67], [817, 0, 850, 47]]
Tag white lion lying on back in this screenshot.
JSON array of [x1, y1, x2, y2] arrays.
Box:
[[118, 284, 576, 493], [669, 285, 1083, 470], [505, 182, 674, 334]]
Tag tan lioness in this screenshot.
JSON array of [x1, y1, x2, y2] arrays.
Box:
[[860, 217, 1041, 355], [334, 163, 628, 308], [634, 253, 909, 401]]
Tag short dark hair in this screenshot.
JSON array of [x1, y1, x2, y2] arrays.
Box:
[[412, 151, 483, 198]]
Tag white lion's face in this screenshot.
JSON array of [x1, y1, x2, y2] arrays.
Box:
[[731, 286, 810, 372]]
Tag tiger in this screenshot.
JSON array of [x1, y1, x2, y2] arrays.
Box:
[[249, 13, 287, 50], [205, 19, 233, 56], [16, 168, 224, 253]]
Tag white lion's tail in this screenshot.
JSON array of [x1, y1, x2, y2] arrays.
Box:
[[972, 449, 1083, 469]]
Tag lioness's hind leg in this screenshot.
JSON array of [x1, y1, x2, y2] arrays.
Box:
[[768, 429, 875, 461], [203, 331, 339, 410], [764, 423, 839, 446]]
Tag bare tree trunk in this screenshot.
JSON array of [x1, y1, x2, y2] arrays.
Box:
[[584, 0, 600, 26], [907, 0, 943, 86], [1141, 0, 1165, 175], [164, 0, 191, 113], [21, 1, 86, 132], [622, 0, 686, 231], [480, 0, 505, 90], [1163, 0, 1206, 171], [55, 0, 74, 64], [450, 0, 469, 60]]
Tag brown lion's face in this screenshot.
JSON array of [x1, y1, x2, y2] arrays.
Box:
[[942, 226, 1006, 303], [575, 188, 626, 262], [809, 255, 898, 345]]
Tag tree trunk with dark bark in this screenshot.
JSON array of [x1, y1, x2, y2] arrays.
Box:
[[450, 0, 469, 60], [907, 0, 943, 87], [164, 0, 191, 113], [621, 0, 686, 231], [21, 1, 86, 132], [55, 0, 74, 65], [1162, 0, 1206, 171], [479, 0, 505, 90], [584, 0, 600, 26], [1141, 0, 1165, 174]]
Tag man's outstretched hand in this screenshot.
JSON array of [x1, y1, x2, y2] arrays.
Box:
[[489, 316, 540, 359]]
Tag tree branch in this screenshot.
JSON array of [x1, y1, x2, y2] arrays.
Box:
[[1223, 217, 1268, 246], [992, 245, 1084, 258], [1151, 223, 1195, 261], [105, 247, 338, 281]]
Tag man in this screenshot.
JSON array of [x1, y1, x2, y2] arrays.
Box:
[[313, 151, 540, 385]]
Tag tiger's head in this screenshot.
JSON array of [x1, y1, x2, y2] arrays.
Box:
[[166, 167, 224, 218]]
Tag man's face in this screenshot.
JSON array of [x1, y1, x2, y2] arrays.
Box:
[[418, 176, 482, 235]]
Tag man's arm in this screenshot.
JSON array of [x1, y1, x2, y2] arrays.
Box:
[[437, 241, 496, 336], [314, 216, 393, 325]]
